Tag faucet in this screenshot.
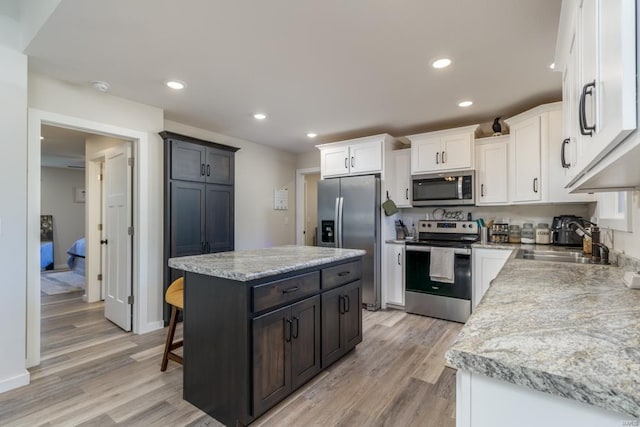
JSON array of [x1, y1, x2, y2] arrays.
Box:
[[568, 221, 610, 265]]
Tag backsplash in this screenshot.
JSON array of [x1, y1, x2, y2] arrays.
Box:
[[398, 203, 596, 230]]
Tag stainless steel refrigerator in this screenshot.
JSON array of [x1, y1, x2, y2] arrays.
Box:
[[317, 175, 380, 310]]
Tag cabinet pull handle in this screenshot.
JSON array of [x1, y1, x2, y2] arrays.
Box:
[[201, 163, 205, 176], [405, 188, 409, 200], [292, 316, 299, 339], [432, 286, 440, 290], [345, 157, 348, 169], [339, 296, 345, 314], [561, 138, 571, 168], [344, 294, 351, 313], [206, 164, 211, 176], [205, 242, 210, 253], [442, 151, 446, 164], [351, 156, 355, 168], [337, 271, 351, 277], [397, 253, 401, 265], [533, 178, 538, 193], [285, 318, 292, 342], [201, 242, 206, 253], [579, 81, 596, 136], [282, 286, 299, 294], [481, 184, 484, 197], [436, 152, 440, 164]]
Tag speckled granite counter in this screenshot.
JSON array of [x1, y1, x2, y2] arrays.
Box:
[[169, 245, 365, 281], [445, 251, 640, 417]]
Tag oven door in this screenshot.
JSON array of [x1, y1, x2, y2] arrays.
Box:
[[404, 245, 472, 323], [405, 246, 471, 299]]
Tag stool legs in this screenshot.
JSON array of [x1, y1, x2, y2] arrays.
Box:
[[161, 305, 184, 371]]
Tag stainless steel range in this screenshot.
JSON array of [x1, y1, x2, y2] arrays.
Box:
[[404, 220, 478, 323]]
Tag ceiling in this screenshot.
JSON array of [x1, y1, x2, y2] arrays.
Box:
[[40, 124, 91, 168], [25, 0, 562, 153]]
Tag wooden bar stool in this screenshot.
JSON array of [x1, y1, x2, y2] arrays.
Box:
[[161, 277, 184, 371]]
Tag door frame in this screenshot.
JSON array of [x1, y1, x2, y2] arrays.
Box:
[[27, 109, 154, 367], [295, 167, 321, 245]]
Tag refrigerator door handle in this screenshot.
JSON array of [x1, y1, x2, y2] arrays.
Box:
[[334, 197, 340, 248], [338, 196, 344, 248]]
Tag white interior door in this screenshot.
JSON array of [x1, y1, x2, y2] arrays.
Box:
[[104, 144, 133, 331]]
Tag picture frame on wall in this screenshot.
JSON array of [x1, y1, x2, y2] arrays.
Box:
[[74, 187, 86, 203]]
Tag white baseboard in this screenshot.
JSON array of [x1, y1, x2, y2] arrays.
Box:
[[0, 370, 30, 394], [137, 320, 164, 335]]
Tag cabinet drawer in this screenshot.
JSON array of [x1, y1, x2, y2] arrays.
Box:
[[253, 271, 320, 313], [321, 261, 361, 290]]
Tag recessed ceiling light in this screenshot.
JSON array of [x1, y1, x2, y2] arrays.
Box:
[[91, 80, 110, 93], [166, 80, 186, 90], [549, 62, 556, 70], [253, 113, 267, 120], [432, 58, 452, 69], [458, 100, 473, 107], [40, 136, 44, 140], [307, 133, 317, 138]]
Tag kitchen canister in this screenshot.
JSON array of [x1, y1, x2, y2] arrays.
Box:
[[535, 223, 551, 244], [508, 225, 521, 243], [521, 223, 535, 244]]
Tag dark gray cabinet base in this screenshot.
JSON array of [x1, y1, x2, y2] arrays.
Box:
[[182, 258, 362, 426]]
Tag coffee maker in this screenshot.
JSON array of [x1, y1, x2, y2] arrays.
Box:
[[551, 215, 591, 246]]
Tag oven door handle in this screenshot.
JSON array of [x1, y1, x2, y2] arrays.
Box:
[[405, 246, 471, 255]]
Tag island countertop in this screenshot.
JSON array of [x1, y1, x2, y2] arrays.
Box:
[[168, 245, 366, 282], [445, 251, 640, 418]]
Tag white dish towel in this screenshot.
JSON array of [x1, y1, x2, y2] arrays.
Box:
[[429, 247, 455, 284]]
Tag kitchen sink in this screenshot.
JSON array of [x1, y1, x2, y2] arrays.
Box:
[[515, 249, 593, 264]]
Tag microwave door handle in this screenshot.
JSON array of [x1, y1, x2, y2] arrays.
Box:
[[458, 176, 463, 199]]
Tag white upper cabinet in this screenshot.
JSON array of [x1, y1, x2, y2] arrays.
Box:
[[318, 134, 393, 178], [556, 0, 639, 191], [509, 115, 542, 202], [475, 136, 509, 205], [387, 149, 412, 208], [506, 103, 595, 204], [408, 125, 478, 175]]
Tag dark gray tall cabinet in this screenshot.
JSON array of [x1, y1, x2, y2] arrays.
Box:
[[161, 131, 239, 322]]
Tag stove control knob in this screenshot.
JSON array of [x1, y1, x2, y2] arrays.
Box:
[[427, 224, 432, 228], [462, 224, 466, 228]]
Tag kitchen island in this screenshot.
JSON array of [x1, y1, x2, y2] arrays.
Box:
[[445, 251, 640, 426], [169, 245, 365, 426]]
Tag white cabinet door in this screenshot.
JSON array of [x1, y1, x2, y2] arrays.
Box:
[[392, 149, 412, 207], [411, 136, 441, 174], [441, 133, 473, 171], [561, 15, 582, 184], [476, 137, 508, 205], [510, 116, 541, 202], [321, 145, 349, 177], [350, 140, 382, 175], [385, 243, 404, 307], [472, 249, 512, 308]]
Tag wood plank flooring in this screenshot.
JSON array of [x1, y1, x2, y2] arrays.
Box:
[[0, 291, 461, 426]]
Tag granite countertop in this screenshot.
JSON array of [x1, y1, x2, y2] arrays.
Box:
[[168, 245, 366, 282], [445, 251, 640, 417]]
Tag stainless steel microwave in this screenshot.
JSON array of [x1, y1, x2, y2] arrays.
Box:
[[412, 171, 475, 206]]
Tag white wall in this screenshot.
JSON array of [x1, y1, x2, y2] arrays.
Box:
[[28, 72, 165, 331], [40, 167, 85, 268], [164, 120, 297, 249], [0, 44, 29, 392], [304, 173, 320, 245], [297, 150, 320, 170], [609, 191, 640, 259]]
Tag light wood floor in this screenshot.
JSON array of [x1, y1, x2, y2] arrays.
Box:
[[0, 291, 461, 426]]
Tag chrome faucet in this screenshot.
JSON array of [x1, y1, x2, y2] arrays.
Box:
[[568, 221, 609, 264]]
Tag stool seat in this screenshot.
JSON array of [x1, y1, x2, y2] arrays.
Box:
[[165, 278, 183, 309], [161, 277, 184, 372]]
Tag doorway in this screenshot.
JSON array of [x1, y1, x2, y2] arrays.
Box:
[[27, 109, 151, 368], [295, 167, 321, 246]]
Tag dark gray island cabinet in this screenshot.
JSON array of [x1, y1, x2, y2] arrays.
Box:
[[168, 246, 365, 426]]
